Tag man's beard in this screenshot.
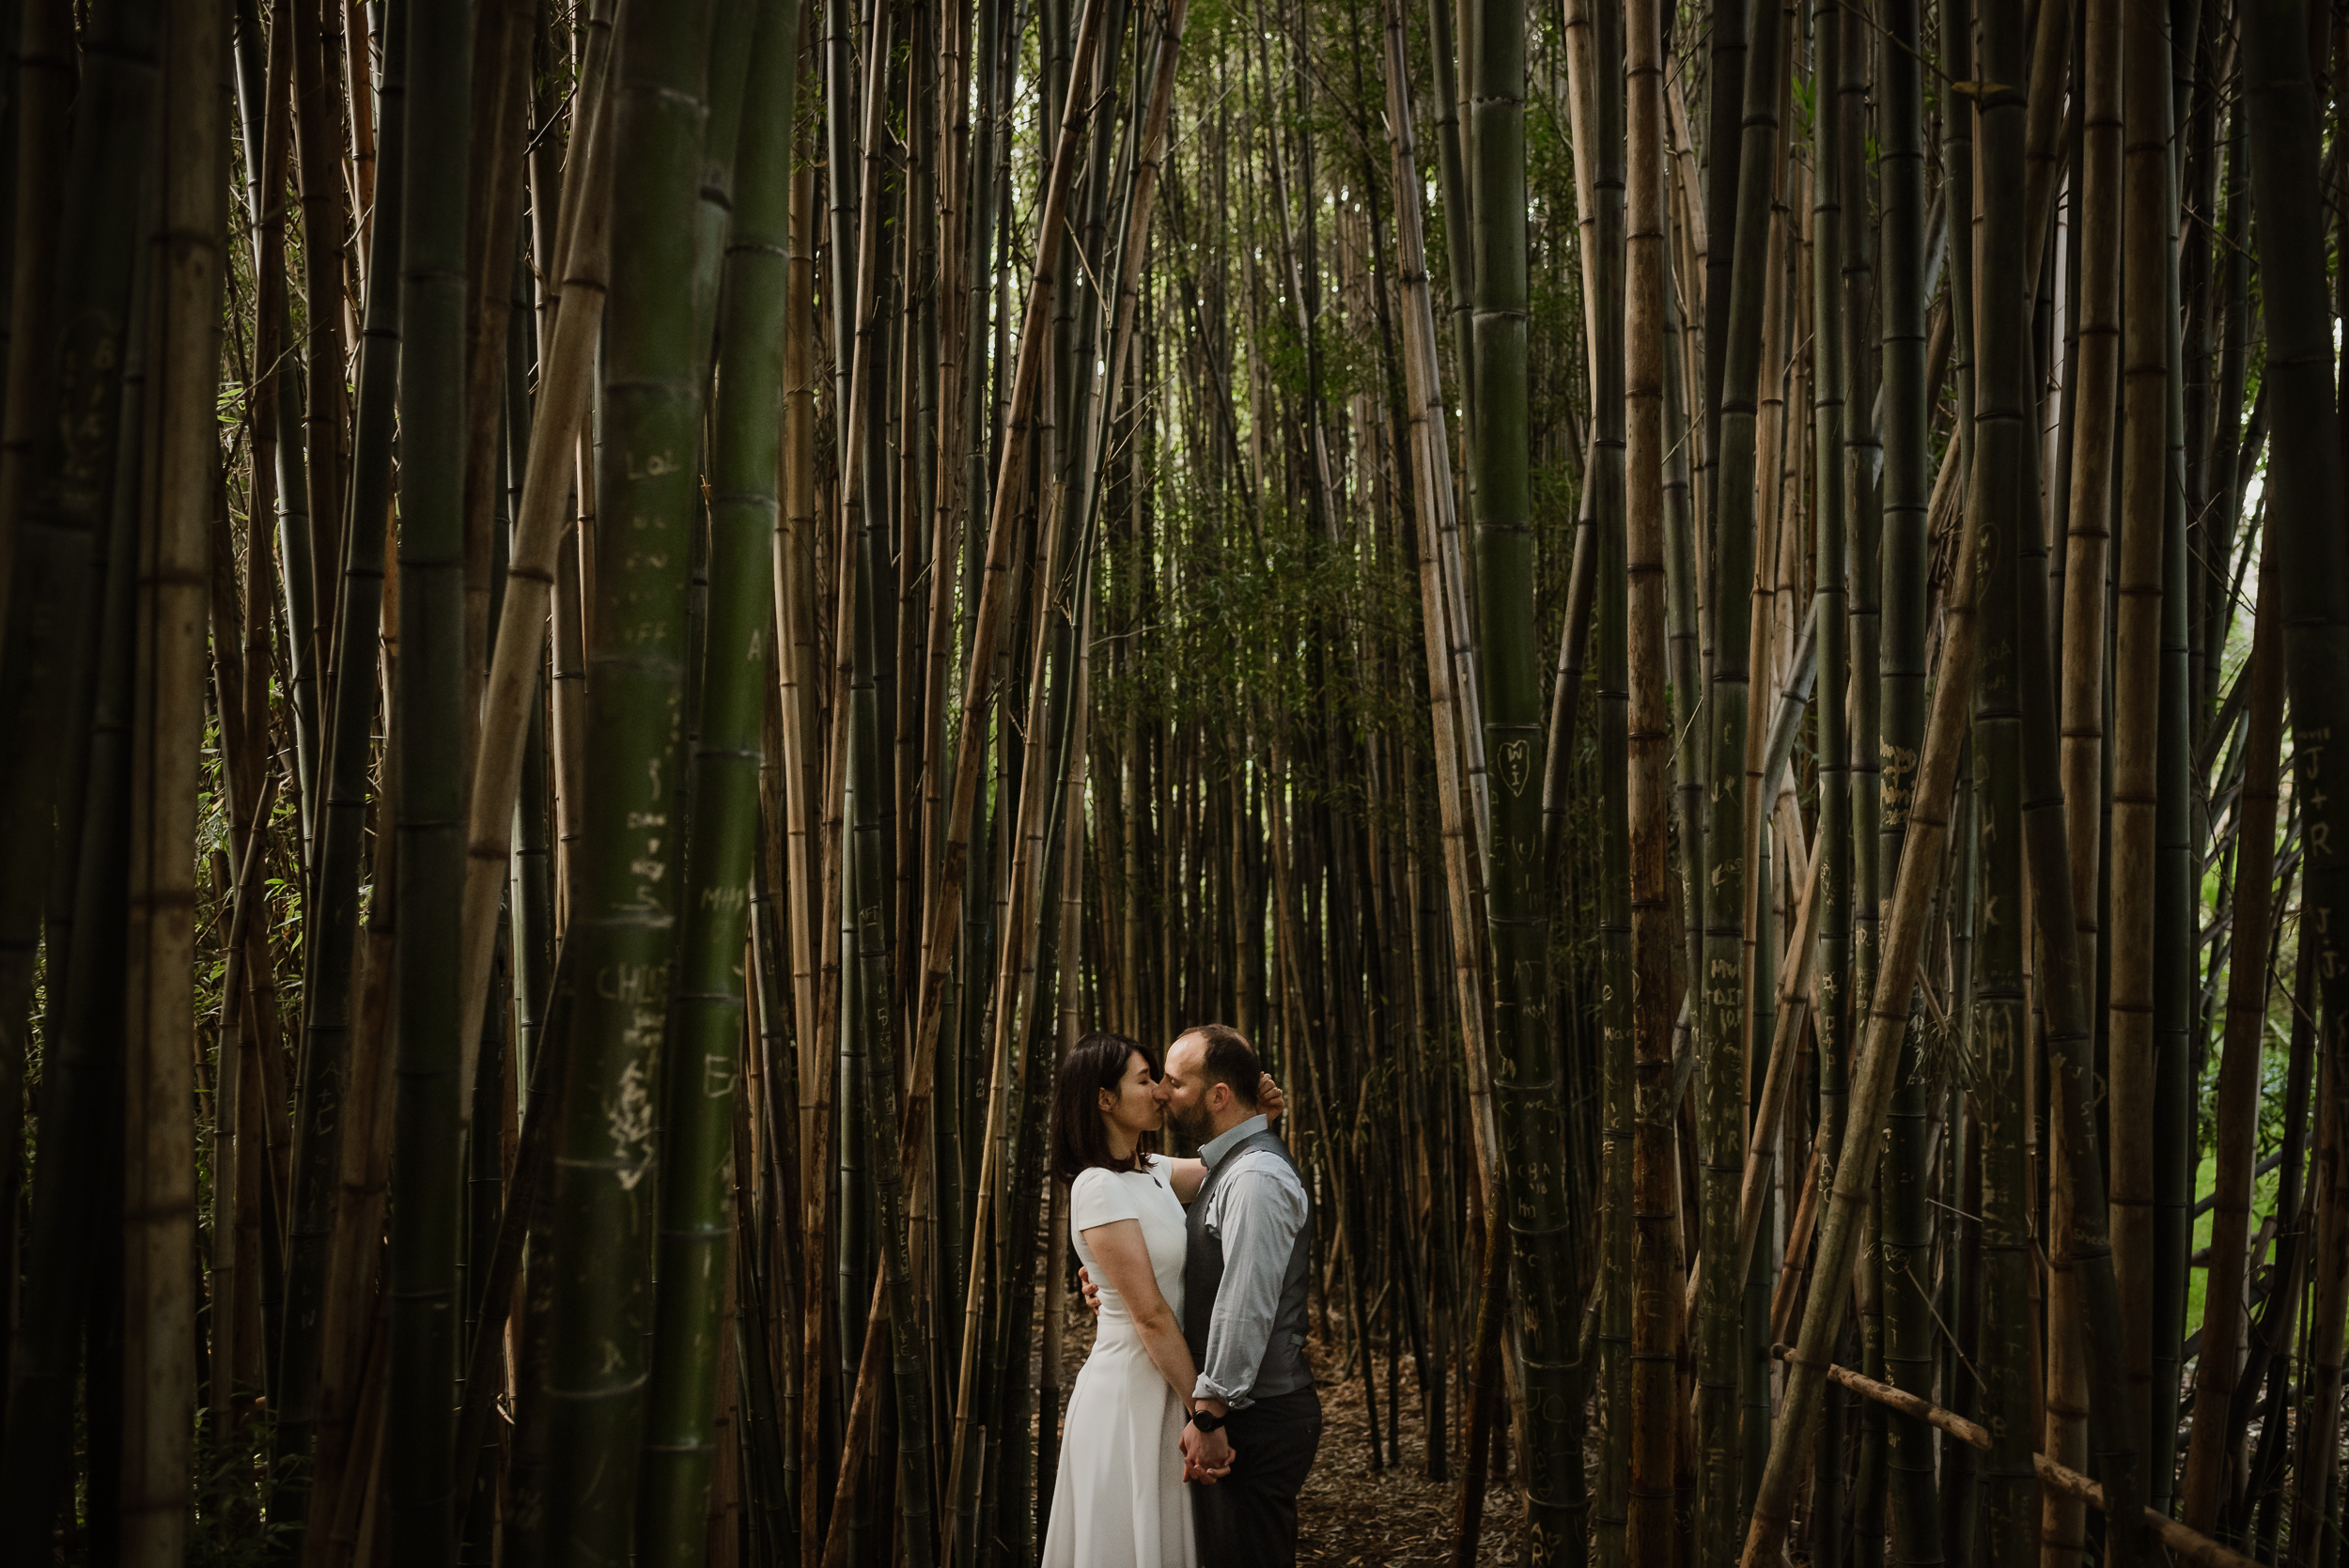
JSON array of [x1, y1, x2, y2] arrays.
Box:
[[1167, 1100, 1211, 1146]]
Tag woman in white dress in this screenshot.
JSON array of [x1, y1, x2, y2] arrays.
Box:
[[1040, 1032, 1285, 1568]]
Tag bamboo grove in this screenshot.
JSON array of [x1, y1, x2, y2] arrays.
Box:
[[0, 0, 2344, 1564]]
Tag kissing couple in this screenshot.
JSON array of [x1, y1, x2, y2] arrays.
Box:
[[1038, 1024, 1322, 1568]]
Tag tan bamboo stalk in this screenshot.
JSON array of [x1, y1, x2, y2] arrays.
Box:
[[903, 0, 1118, 1172], [458, 0, 534, 772], [1736, 309, 1988, 1568], [343, 0, 375, 260], [2107, 0, 2170, 1473], [2178, 476, 2282, 1532], [550, 511, 586, 923], [2045, 10, 2119, 1562], [1625, 0, 1678, 1557], [124, 5, 226, 1557], [803, 453, 859, 1568], [210, 774, 281, 1440], [1766, 1148, 1819, 1344], [935, 477, 1076, 1567], [777, 151, 820, 1034], [448, 39, 615, 1128], [1766, 1346, 2263, 1568], [925, 9, 1135, 1548], [291, 0, 353, 728], [1382, 0, 1499, 1201], [774, 149, 828, 1568]]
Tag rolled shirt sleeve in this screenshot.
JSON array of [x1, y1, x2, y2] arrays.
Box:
[[1191, 1157, 1310, 1409]]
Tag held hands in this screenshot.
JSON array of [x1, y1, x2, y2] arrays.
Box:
[[1259, 1073, 1284, 1125], [1078, 1265, 1101, 1317], [1180, 1420, 1236, 1484]]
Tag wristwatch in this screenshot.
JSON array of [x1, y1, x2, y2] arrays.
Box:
[[1189, 1408, 1227, 1434]]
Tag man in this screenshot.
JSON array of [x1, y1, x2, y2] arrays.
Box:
[[1160, 1023, 1320, 1566]]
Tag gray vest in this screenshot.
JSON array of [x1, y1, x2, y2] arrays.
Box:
[[1183, 1127, 1315, 1402]]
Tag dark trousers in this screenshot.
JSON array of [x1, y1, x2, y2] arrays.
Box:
[[1188, 1385, 1322, 1568]]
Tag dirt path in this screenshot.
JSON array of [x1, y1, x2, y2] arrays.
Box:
[[1050, 1293, 1525, 1565]]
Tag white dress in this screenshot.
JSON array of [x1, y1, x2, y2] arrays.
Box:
[[1041, 1153, 1198, 1568]]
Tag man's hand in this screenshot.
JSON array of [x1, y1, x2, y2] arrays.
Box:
[[1077, 1265, 1101, 1317], [1258, 1073, 1286, 1126], [1180, 1421, 1236, 1484]]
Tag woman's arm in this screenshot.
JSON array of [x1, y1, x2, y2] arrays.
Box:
[[1164, 1158, 1208, 1203], [1081, 1219, 1201, 1410]]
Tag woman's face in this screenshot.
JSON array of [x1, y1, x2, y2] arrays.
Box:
[[1097, 1049, 1166, 1141]]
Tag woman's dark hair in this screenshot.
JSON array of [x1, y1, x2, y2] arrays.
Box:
[[1052, 1030, 1158, 1183]]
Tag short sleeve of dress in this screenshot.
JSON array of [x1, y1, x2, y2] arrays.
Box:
[[1069, 1167, 1139, 1233]]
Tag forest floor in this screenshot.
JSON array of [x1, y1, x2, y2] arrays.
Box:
[[1050, 1290, 1528, 1564]]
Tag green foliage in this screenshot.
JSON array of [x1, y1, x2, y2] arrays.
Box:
[[188, 1411, 303, 1568]]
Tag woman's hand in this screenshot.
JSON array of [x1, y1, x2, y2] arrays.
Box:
[[1259, 1073, 1286, 1126]]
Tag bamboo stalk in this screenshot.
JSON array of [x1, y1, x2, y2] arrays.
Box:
[[2178, 447, 2283, 1533], [541, 5, 718, 1553], [1684, 832, 1820, 1327], [383, 0, 475, 1549], [636, 3, 801, 1560], [123, 4, 226, 1557], [210, 774, 281, 1442], [449, 3, 616, 1134], [2235, 10, 2349, 1558], [279, 3, 410, 1524], [1624, 0, 1677, 1559], [1767, 1345, 2263, 1568], [930, 11, 1123, 1550], [1735, 179, 1989, 1568], [2046, 5, 2118, 1547], [2107, 0, 2170, 1487]]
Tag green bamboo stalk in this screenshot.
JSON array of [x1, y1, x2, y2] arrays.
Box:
[[2240, 2, 2349, 1560], [123, 0, 225, 1556], [542, 5, 716, 1558], [636, 1, 799, 1560], [1697, 0, 1745, 547], [1736, 24, 2002, 1539], [2146, 23, 2196, 1511], [0, 0, 160, 1357], [1874, 3, 1939, 1560], [1571, 0, 1629, 1549], [385, 0, 474, 1552], [0, 0, 73, 631], [284, 0, 352, 839], [1697, 7, 1786, 1556], [0, 231, 142, 1537], [2179, 478, 2282, 1534], [1967, 78, 2038, 1552], [1426, 0, 1473, 445], [1460, 0, 1579, 1549], [278, 5, 406, 1530], [1625, 0, 1675, 1559]]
